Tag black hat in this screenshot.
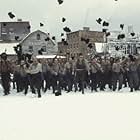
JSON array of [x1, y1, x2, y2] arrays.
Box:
[[117, 34, 125, 40], [63, 27, 71, 33], [96, 18, 102, 24], [103, 21, 109, 27], [85, 39, 90, 44], [81, 37, 85, 41], [8, 12, 15, 19], [81, 38, 90, 44], [131, 33, 135, 37], [64, 41, 68, 45], [61, 38, 65, 42], [62, 17, 66, 22], [128, 55, 135, 61], [102, 29, 108, 33], [61, 33, 64, 36], [45, 37, 50, 41], [15, 36, 19, 41], [1, 52, 7, 60], [115, 46, 120, 51], [120, 24, 124, 30], [58, 0, 63, 5], [40, 23, 44, 27], [88, 43, 93, 49], [106, 32, 111, 37], [52, 36, 56, 40], [120, 34, 125, 39], [38, 49, 43, 55]]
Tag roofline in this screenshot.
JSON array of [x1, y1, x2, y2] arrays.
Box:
[[0, 21, 30, 23], [19, 30, 55, 45], [67, 30, 105, 35]]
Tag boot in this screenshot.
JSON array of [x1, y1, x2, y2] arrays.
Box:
[[130, 88, 133, 92]]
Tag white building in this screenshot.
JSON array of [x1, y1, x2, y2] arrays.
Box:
[[19, 30, 57, 56], [103, 28, 140, 57]]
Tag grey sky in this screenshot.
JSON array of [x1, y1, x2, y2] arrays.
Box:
[[0, 0, 140, 40]]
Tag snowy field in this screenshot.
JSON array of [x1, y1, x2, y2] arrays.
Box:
[[0, 85, 140, 140]]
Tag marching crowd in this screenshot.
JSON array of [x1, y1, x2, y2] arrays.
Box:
[[0, 52, 140, 98]]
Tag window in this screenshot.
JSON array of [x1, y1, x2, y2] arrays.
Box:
[[29, 46, 33, 52], [9, 28, 14, 34], [42, 46, 46, 52], [37, 34, 41, 40], [2, 28, 6, 34]]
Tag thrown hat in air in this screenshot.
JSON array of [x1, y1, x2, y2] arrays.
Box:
[[63, 27, 71, 33], [96, 18, 102, 24], [58, 0, 63, 5], [40, 23, 44, 27], [120, 24, 124, 30], [45, 37, 50, 41], [103, 21, 109, 27], [52, 36, 56, 40], [8, 12, 15, 19], [131, 33, 135, 37], [62, 17, 66, 22]]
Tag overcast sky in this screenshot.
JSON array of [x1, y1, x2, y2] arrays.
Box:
[[0, 0, 140, 40]]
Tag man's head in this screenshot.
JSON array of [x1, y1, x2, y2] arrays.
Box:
[[1, 53, 7, 61]]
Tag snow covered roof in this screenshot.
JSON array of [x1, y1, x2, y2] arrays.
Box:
[[0, 43, 18, 55], [36, 55, 66, 59], [19, 30, 55, 45]]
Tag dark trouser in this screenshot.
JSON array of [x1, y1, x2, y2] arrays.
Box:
[[100, 72, 106, 90], [43, 71, 51, 92], [65, 71, 73, 92], [90, 73, 98, 92], [59, 74, 67, 91], [123, 72, 128, 87], [112, 72, 123, 91], [14, 72, 22, 92], [51, 74, 58, 93], [22, 76, 30, 95], [24, 74, 36, 94], [108, 71, 113, 89], [76, 70, 85, 94], [128, 71, 139, 90], [1, 72, 11, 95], [30, 72, 42, 97]]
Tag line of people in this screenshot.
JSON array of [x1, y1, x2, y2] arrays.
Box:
[[1, 53, 140, 98]]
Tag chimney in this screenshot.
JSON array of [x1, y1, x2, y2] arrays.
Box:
[[17, 19, 22, 22], [83, 27, 90, 31]]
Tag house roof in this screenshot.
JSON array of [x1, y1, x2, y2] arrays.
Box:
[[19, 30, 55, 45], [36, 55, 66, 59], [0, 43, 18, 55]]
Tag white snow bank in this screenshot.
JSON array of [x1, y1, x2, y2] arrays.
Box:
[[0, 86, 140, 140]]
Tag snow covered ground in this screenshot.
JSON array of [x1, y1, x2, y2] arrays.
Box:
[[0, 85, 140, 140]]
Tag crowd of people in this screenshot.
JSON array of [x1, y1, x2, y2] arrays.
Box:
[[0, 52, 140, 98]]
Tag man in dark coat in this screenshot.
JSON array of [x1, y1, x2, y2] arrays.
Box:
[[0, 53, 12, 95], [75, 55, 89, 94]]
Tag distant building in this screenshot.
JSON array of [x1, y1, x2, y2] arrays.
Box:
[[104, 29, 140, 57], [58, 42, 69, 55], [0, 20, 30, 42], [58, 27, 106, 58], [19, 30, 57, 56]]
